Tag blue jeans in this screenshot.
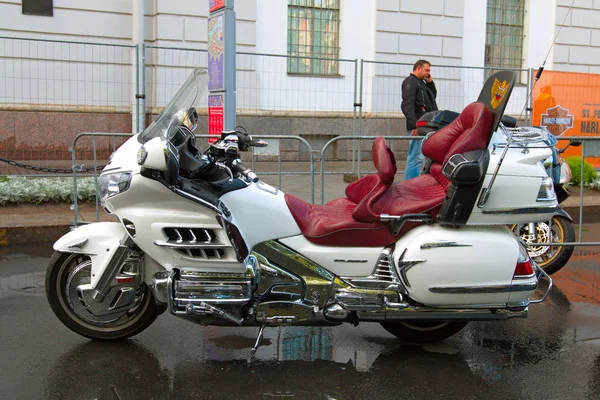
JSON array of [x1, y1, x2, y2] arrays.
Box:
[[404, 138, 423, 180]]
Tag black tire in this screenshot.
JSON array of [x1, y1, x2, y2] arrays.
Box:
[[380, 320, 468, 343], [511, 216, 575, 275], [45, 251, 161, 340]]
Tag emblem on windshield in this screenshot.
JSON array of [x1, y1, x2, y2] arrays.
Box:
[[490, 78, 510, 109]]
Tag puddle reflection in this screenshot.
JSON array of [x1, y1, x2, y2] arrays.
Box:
[[36, 268, 600, 399]]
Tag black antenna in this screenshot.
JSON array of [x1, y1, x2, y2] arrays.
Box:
[[531, 0, 576, 88]]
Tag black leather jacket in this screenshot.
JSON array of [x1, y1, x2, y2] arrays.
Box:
[[401, 73, 438, 131]]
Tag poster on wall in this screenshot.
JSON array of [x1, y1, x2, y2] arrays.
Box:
[[208, 94, 224, 143], [208, 13, 225, 91], [532, 70, 600, 166], [209, 0, 225, 12]]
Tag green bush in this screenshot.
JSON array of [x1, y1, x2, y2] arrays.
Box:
[[566, 156, 598, 186], [0, 177, 97, 205]]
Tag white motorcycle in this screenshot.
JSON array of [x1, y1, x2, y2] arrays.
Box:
[[45, 69, 556, 348]]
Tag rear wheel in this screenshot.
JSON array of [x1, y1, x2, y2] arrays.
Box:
[[380, 321, 468, 343], [45, 251, 161, 340], [511, 216, 575, 275]]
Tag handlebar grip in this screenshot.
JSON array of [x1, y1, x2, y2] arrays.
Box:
[[251, 139, 269, 148], [232, 160, 258, 183]]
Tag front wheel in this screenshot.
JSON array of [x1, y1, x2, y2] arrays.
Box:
[[45, 251, 161, 340], [380, 321, 468, 343], [511, 216, 575, 275]]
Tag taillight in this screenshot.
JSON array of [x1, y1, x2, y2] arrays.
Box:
[[514, 246, 535, 278], [514, 259, 534, 277], [416, 120, 427, 127]]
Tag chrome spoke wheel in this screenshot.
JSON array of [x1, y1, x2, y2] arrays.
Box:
[[46, 251, 160, 340], [62, 256, 144, 326], [510, 216, 575, 275]]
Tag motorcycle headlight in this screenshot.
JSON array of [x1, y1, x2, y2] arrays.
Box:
[[559, 159, 572, 185], [97, 172, 132, 204], [537, 176, 557, 202]]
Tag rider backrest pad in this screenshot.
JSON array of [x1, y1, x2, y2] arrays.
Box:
[[422, 102, 494, 166]]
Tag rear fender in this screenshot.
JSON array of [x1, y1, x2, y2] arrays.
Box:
[[53, 222, 128, 288]]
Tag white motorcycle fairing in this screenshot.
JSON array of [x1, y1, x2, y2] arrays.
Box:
[[279, 235, 384, 277], [219, 181, 302, 252], [107, 173, 245, 273], [468, 145, 557, 225]]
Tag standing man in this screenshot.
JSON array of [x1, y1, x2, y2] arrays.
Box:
[[401, 60, 438, 180]]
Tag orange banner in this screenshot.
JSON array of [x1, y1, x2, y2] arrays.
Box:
[[532, 70, 600, 166]]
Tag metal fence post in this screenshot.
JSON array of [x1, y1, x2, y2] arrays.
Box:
[[357, 59, 365, 178], [135, 43, 146, 133], [352, 59, 358, 174], [71, 146, 79, 226], [526, 68, 533, 125]]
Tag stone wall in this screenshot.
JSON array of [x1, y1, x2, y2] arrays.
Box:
[[0, 110, 410, 163], [0, 110, 131, 161]]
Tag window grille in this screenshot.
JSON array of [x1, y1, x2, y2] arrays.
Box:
[[287, 0, 340, 76], [485, 0, 525, 77]]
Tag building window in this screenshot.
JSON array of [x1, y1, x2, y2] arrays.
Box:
[[287, 0, 340, 76], [22, 0, 53, 16], [485, 0, 525, 76]]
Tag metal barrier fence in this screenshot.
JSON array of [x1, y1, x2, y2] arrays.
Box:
[[361, 60, 530, 119], [1, 36, 536, 173], [65, 132, 600, 248], [0, 36, 135, 113], [144, 45, 359, 115]]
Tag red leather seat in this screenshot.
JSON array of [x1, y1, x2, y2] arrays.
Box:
[[285, 102, 493, 247]]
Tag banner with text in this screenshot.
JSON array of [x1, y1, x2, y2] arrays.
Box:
[[532, 70, 600, 165]]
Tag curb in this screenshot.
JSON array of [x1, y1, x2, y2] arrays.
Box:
[[0, 226, 71, 247], [563, 205, 600, 224], [2, 205, 600, 248]]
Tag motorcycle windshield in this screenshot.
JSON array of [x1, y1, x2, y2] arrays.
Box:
[[138, 68, 208, 144]]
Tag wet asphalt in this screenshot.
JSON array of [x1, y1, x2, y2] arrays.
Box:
[[1, 242, 600, 400]]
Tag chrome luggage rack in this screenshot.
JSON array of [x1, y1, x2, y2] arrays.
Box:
[[492, 126, 552, 152]]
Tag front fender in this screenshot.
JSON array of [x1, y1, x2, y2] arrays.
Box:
[[555, 208, 573, 223], [54, 222, 128, 288]]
